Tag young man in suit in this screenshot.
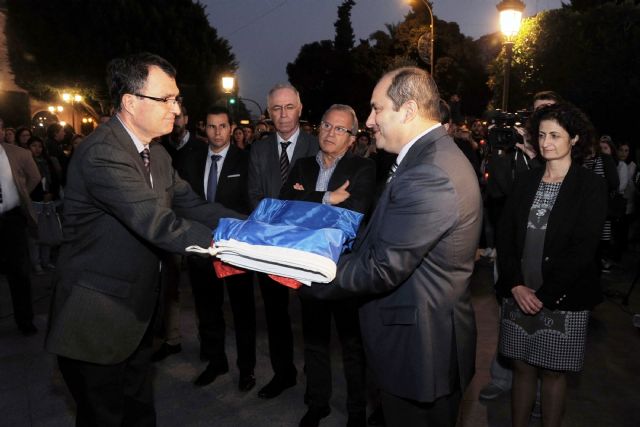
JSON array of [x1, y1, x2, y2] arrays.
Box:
[[45, 53, 243, 427], [179, 106, 257, 391], [281, 104, 375, 427], [301, 67, 483, 427], [247, 83, 319, 399], [0, 127, 41, 336]]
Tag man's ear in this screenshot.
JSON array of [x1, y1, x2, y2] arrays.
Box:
[[121, 94, 136, 116], [402, 100, 418, 123]]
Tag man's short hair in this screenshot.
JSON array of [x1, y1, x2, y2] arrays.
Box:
[[438, 99, 451, 125], [322, 104, 358, 135], [532, 90, 564, 105], [266, 83, 301, 107], [205, 105, 234, 125], [47, 122, 63, 139], [106, 52, 177, 111], [385, 67, 440, 121]]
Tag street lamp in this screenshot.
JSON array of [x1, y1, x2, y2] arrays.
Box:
[[497, 0, 526, 112], [410, 0, 435, 75], [62, 92, 83, 131], [221, 76, 235, 94]]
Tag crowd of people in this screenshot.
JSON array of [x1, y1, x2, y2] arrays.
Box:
[[0, 51, 639, 427]]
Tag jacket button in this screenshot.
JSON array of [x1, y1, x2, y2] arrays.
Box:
[[544, 256, 550, 261]]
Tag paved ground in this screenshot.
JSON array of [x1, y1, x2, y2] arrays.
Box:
[[1, 250, 639, 427]]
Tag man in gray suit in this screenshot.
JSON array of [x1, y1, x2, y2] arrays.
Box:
[[45, 52, 241, 427], [302, 67, 482, 427], [247, 83, 318, 398]]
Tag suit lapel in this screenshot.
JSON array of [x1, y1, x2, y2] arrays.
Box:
[[108, 118, 153, 188], [328, 154, 351, 191], [218, 144, 238, 187], [544, 163, 579, 251], [392, 126, 447, 180]]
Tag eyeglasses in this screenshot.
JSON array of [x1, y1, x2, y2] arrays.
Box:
[[133, 93, 183, 106], [320, 121, 352, 135], [268, 104, 298, 114]]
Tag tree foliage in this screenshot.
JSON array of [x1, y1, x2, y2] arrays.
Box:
[[287, 1, 490, 124], [490, 3, 640, 141], [6, 0, 236, 118]]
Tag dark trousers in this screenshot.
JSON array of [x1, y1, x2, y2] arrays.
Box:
[[0, 208, 34, 328], [258, 273, 296, 379], [380, 389, 462, 427], [57, 322, 156, 427], [187, 256, 256, 374], [301, 297, 366, 415]]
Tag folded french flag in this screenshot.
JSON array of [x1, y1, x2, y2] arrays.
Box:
[[187, 199, 363, 286]]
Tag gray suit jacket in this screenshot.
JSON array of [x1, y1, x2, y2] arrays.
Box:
[[303, 126, 482, 402], [45, 117, 241, 364], [247, 131, 318, 209], [1, 142, 40, 224]]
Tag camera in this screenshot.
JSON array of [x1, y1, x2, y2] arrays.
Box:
[[487, 110, 531, 151]]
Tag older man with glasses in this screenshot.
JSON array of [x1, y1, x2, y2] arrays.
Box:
[[280, 104, 376, 427]]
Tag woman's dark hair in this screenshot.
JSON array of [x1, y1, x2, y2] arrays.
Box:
[[528, 103, 595, 165], [15, 126, 31, 139], [27, 135, 44, 147], [599, 138, 618, 164]]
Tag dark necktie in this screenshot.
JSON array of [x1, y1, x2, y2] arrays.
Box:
[[206, 154, 222, 202], [140, 147, 150, 174], [386, 160, 398, 183], [280, 141, 291, 183], [0, 181, 3, 204]]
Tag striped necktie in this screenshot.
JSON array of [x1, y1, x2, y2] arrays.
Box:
[[386, 161, 398, 183], [140, 147, 151, 174], [280, 141, 291, 183]]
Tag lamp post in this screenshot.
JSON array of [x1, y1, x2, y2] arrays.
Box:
[[62, 92, 83, 132], [221, 75, 236, 116], [497, 0, 525, 112], [410, 0, 435, 75], [237, 97, 263, 118]]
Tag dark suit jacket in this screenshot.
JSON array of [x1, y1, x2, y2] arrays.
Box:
[[280, 152, 376, 215], [247, 130, 319, 209], [180, 143, 251, 215], [45, 117, 242, 364], [495, 163, 608, 310], [303, 126, 483, 402], [160, 131, 206, 180]]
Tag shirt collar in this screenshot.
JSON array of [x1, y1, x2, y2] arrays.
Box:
[[116, 114, 148, 153], [315, 150, 345, 170], [209, 142, 230, 159], [277, 126, 300, 145], [396, 123, 441, 167]]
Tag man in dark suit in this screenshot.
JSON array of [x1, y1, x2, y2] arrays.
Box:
[[45, 53, 242, 427], [302, 67, 483, 427], [179, 106, 257, 391], [281, 104, 375, 427], [247, 83, 319, 399], [0, 133, 41, 336]]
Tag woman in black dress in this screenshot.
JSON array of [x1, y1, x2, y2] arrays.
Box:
[[496, 103, 607, 427]]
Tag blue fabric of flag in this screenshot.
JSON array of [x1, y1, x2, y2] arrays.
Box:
[[213, 198, 363, 262]]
